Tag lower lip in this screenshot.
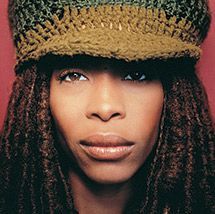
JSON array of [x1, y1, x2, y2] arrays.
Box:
[[80, 145, 134, 161]]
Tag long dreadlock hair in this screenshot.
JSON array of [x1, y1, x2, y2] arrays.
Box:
[[0, 56, 214, 214]]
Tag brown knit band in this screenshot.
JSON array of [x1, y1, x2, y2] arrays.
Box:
[[16, 5, 201, 66]]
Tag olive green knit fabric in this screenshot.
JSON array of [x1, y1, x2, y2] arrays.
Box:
[[9, 0, 210, 44], [8, 0, 211, 68]]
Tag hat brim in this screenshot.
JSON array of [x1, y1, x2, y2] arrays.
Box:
[[18, 27, 201, 65]]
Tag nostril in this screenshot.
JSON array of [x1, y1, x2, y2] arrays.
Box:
[[112, 113, 121, 118], [91, 112, 123, 122]]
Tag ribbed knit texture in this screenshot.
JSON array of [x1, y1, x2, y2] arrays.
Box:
[[8, 0, 211, 69], [9, 0, 210, 44]]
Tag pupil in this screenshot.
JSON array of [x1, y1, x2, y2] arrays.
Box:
[[132, 72, 141, 80], [70, 73, 79, 80]]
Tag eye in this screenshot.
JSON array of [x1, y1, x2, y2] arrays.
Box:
[[123, 71, 147, 82], [58, 70, 88, 83]]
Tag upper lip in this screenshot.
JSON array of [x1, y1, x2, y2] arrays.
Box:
[[80, 134, 134, 147]]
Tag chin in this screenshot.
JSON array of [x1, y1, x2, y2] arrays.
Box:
[[82, 163, 138, 185]]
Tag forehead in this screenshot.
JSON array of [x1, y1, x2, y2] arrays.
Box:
[[38, 54, 195, 78], [39, 55, 164, 72], [50, 55, 142, 69]]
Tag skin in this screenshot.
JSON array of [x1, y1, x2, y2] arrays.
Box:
[[50, 57, 164, 213]]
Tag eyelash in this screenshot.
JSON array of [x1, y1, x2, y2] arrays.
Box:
[[57, 70, 149, 83]]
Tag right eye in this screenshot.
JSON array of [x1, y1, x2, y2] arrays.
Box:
[[58, 70, 88, 83]]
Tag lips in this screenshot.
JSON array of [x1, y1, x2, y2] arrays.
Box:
[[80, 134, 135, 161]]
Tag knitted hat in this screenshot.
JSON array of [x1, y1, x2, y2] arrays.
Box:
[[8, 0, 211, 70]]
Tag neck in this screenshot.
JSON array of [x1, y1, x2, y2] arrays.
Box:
[[69, 171, 134, 214]]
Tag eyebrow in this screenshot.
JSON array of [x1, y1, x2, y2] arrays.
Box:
[[39, 54, 195, 77]]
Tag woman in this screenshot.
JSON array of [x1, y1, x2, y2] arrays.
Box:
[[0, 0, 214, 213]]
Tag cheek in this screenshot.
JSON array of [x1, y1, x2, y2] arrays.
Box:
[[126, 84, 164, 164], [49, 81, 81, 144], [50, 77, 86, 124], [49, 85, 85, 163], [127, 84, 164, 139]]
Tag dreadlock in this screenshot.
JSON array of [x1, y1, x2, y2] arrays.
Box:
[[0, 66, 75, 213], [140, 63, 215, 213], [0, 59, 214, 213]]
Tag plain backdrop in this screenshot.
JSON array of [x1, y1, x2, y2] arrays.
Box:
[[0, 0, 215, 130]]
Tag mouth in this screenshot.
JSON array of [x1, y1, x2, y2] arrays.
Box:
[[80, 134, 135, 161]]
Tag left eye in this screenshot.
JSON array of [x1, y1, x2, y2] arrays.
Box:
[[123, 72, 146, 81]]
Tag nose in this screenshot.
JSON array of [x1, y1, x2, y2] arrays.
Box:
[[85, 76, 126, 122]]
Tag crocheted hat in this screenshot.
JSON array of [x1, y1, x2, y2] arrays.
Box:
[[8, 0, 210, 70]]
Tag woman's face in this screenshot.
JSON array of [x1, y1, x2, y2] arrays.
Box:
[[50, 56, 164, 184]]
